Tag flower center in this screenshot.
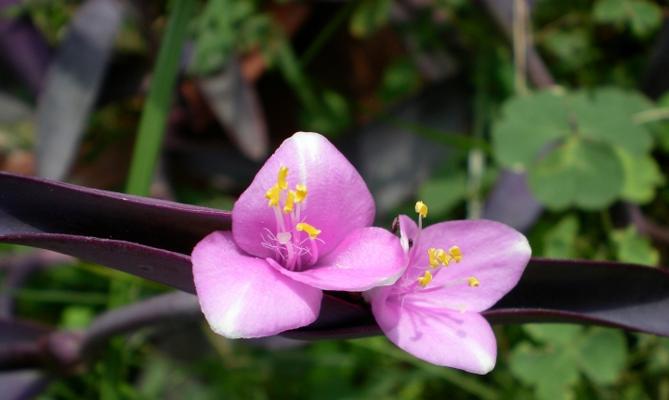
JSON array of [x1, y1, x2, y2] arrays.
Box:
[[261, 166, 322, 270], [409, 201, 480, 290]]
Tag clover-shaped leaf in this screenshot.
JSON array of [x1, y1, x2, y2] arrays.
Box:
[[510, 324, 627, 399], [569, 87, 652, 156], [611, 227, 660, 266], [493, 89, 570, 168], [594, 0, 662, 38], [493, 87, 657, 210], [577, 328, 627, 385], [617, 150, 665, 204], [527, 138, 623, 209], [542, 215, 580, 258]]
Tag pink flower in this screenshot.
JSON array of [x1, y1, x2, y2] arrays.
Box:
[[368, 203, 531, 374], [192, 132, 406, 338]]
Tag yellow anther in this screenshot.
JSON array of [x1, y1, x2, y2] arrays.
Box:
[[428, 248, 440, 267], [428, 247, 450, 267], [277, 166, 289, 190], [265, 184, 281, 207], [449, 245, 462, 262], [415, 201, 428, 218], [295, 184, 307, 203], [296, 222, 321, 239], [467, 277, 480, 287], [283, 191, 296, 213], [439, 251, 452, 266], [417, 270, 433, 287]]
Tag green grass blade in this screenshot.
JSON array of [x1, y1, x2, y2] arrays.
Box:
[[125, 0, 195, 196]]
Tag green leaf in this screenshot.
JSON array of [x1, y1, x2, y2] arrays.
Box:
[[593, 0, 662, 38], [542, 215, 580, 258], [191, 0, 270, 75], [349, 0, 392, 38], [528, 139, 624, 210], [617, 149, 665, 204], [126, 0, 195, 196], [524, 324, 584, 346], [493, 90, 571, 168], [417, 172, 468, 217], [576, 328, 627, 385], [611, 227, 660, 266], [542, 28, 593, 70], [60, 306, 94, 329], [510, 343, 579, 400], [378, 58, 422, 103], [569, 87, 653, 156], [648, 92, 669, 152]]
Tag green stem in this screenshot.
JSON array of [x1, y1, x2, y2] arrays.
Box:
[[125, 0, 195, 196], [275, 39, 320, 111], [300, 2, 355, 68]]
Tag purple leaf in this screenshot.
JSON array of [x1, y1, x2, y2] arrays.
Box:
[[483, 170, 543, 231], [0, 319, 51, 344], [198, 57, 269, 161], [1, 172, 668, 338], [35, 0, 124, 179], [0, 371, 49, 400], [0, 0, 51, 96], [292, 258, 669, 339], [0, 172, 228, 290]]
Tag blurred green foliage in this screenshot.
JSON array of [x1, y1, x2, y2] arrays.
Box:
[[2, 0, 669, 399]]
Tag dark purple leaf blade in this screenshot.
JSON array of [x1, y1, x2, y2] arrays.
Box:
[[3, 234, 195, 293], [483, 170, 543, 232], [36, 0, 124, 179], [1, 172, 669, 338], [0, 370, 50, 400], [0, 172, 230, 252], [487, 258, 669, 335], [0, 0, 51, 96], [0, 172, 228, 290], [198, 57, 269, 161], [291, 259, 669, 339]]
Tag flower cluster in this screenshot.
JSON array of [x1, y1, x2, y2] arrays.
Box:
[[192, 132, 531, 374]]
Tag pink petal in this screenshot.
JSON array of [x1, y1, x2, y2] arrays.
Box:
[[232, 132, 375, 259], [268, 227, 406, 291], [192, 231, 322, 338], [372, 289, 497, 374], [405, 219, 531, 312]]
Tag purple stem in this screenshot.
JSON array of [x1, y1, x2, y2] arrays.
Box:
[[626, 203, 669, 245], [79, 291, 200, 358], [0, 251, 73, 318], [479, 0, 555, 88]]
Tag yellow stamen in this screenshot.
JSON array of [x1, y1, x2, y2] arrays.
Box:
[[428, 247, 451, 267], [265, 184, 281, 207], [283, 191, 296, 213], [415, 201, 428, 218], [467, 277, 480, 287], [449, 245, 462, 262], [278, 166, 289, 190], [296, 222, 321, 239], [417, 270, 433, 287], [295, 184, 307, 203], [428, 248, 440, 267]]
